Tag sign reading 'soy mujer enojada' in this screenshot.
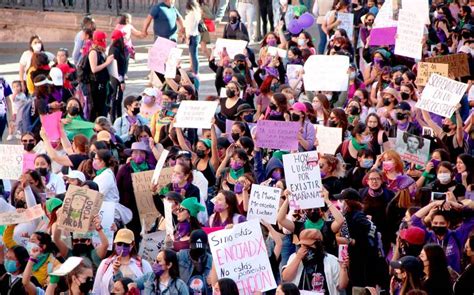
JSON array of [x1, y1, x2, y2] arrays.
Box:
[[58, 185, 103, 233]]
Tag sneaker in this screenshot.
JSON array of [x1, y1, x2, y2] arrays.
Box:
[[6, 135, 13, 141], [15, 132, 21, 139]]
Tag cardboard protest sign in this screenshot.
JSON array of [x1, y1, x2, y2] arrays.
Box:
[[92, 201, 115, 251], [425, 54, 470, 78], [132, 170, 160, 231], [40, 111, 62, 142], [247, 185, 281, 224], [214, 38, 248, 59], [415, 62, 449, 86], [174, 100, 219, 129], [209, 219, 277, 294], [148, 37, 177, 74], [22, 153, 36, 172], [58, 185, 103, 233], [303, 55, 349, 91], [138, 231, 166, 262], [415, 74, 468, 118], [283, 151, 324, 210], [0, 145, 24, 180], [152, 149, 170, 186], [256, 120, 300, 151], [314, 125, 342, 155], [338, 13, 354, 40], [164, 48, 183, 79], [395, 131, 431, 166], [155, 167, 174, 192], [394, 9, 424, 60], [50, 257, 83, 276], [0, 204, 45, 225]]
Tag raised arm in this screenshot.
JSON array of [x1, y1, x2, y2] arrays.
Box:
[[40, 127, 73, 167], [277, 196, 295, 233], [210, 123, 220, 171]]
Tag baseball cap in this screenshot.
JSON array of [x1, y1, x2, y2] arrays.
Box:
[[390, 256, 424, 275], [334, 188, 362, 202], [114, 228, 134, 244], [45, 197, 63, 213], [111, 29, 125, 41], [123, 95, 142, 108], [297, 229, 323, 246], [49, 67, 64, 86], [190, 229, 208, 249], [395, 101, 411, 112], [290, 102, 307, 114], [399, 226, 426, 246], [64, 170, 86, 183], [97, 130, 112, 143], [142, 87, 159, 97]]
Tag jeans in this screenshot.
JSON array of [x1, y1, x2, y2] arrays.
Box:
[[216, 0, 237, 20], [189, 35, 201, 74], [317, 23, 327, 54], [237, 2, 255, 40]]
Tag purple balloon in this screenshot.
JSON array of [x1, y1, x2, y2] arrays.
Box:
[[288, 19, 302, 35], [298, 12, 315, 29]]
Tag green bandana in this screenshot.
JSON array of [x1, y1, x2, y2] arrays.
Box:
[[304, 218, 324, 230], [131, 160, 149, 173], [32, 253, 49, 272], [351, 137, 367, 151], [95, 167, 107, 176], [229, 167, 245, 180]]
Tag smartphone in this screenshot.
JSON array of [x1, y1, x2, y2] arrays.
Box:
[[431, 192, 447, 201], [338, 244, 348, 262]]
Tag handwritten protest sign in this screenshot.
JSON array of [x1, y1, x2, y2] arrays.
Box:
[[0, 145, 24, 180], [156, 167, 174, 192], [247, 185, 281, 224], [92, 201, 115, 251], [315, 125, 342, 155], [394, 9, 424, 60], [267, 46, 287, 58], [40, 111, 62, 142], [256, 120, 299, 151], [209, 219, 277, 294], [402, 0, 429, 24], [415, 74, 468, 118], [415, 62, 449, 86], [283, 151, 324, 210], [58, 185, 103, 233], [138, 231, 166, 262], [287, 64, 303, 89], [214, 38, 248, 59], [152, 149, 170, 186], [164, 48, 183, 79], [132, 170, 160, 231], [148, 37, 177, 74], [174, 100, 219, 129], [303, 55, 349, 91], [395, 132, 430, 166], [369, 0, 397, 45], [0, 204, 44, 225], [338, 13, 354, 40], [425, 53, 470, 78]]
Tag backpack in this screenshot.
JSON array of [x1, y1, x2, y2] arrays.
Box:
[[76, 54, 91, 84]]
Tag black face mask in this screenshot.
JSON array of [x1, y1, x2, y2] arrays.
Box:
[[369, 126, 378, 133], [132, 107, 140, 116], [461, 32, 470, 39], [231, 133, 240, 141], [68, 106, 80, 116], [72, 243, 91, 256], [306, 210, 321, 222], [291, 113, 301, 122], [350, 106, 359, 116], [230, 16, 238, 24], [333, 45, 341, 51], [23, 143, 35, 152], [269, 103, 277, 111], [79, 277, 94, 294], [89, 151, 96, 160], [401, 92, 410, 100], [383, 98, 391, 106], [243, 114, 254, 122], [328, 120, 337, 127], [190, 248, 205, 261], [442, 124, 451, 133], [36, 167, 48, 177], [196, 149, 206, 158], [15, 199, 26, 209], [237, 63, 246, 70], [226, 89, 236, 98], [432, 226, 448, 236], [396, 113, 408, 120]]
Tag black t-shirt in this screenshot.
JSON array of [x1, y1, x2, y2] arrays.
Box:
[[68, 154, 89, 170], [298, 256, 329, 294]]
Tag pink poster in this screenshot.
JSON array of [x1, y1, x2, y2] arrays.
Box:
[[40, 111, 62, 142], [369, 27, 397, 46], [23, 153, 36, 172], [147, 37, 177, 74], [256, 120, 300, 151]]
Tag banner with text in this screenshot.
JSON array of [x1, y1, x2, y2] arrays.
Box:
[[247, 185, 281, 224], [174, 100, 219, 129], [0, 144, 23, 180], [0, 204, 44, 225], [256, 120, 299, 151]]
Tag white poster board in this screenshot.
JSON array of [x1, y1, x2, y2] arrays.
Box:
[[138, 231, 166, 262], [208, 219, 277, 294], [92, 201, 115, 251], [394, 9, 424, 60], [0, 145, 24, 180], [267, 46, 287, 58], [174, 100, 219, 129], [395, 131, 431, 166], [282, 151, 324, 210], [402, 0, 430, 24], [164, 48, 183, 79], [152, 149, 170, 186], [214, 38, 248, 59], [247, 184, 281, 224], [303, 55, 349, 91], [315, 125, 342, 155], [415, 74, 468, 118], [338, 13, 354, 40]]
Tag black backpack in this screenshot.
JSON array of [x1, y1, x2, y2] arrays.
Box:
[[76, 54, 91, 84]]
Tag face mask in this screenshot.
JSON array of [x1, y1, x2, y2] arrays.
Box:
[[383, 98, 391, 106], [72, 243, 90, 256], [431, 159, 440, 170], [382, 160, 395, 171], [4, 259, 18, 273], [214, 203, 226, 213], [231, 133, 240, 141], [306, 210, 321, 222], [401, 92, 410, 100], [442, 124, 451, 133], [223, 74, 232, 83], [267, 39, 277, 47], [230, 160, 243, 170], [26, 242, 40, 255], [132, 155, 145, 164], [270, 83, 280, 92], [396, 113, 408, 120], [234, 182, 244, 194], [328, 120, 337, 127], [172, 173, 183, 184], [361, 158, 374, 168], [373, 57, 383, 65], [272, 170, 282, 180], [190, 248, 205, 261], [23, 142, 35, 152], [229, 16, 238, 24], [36, 167, 48, 177], [237, 63, 246, 70], [333, 45, 341, 51], [196, 149, 206, 158], [349, 72, 356, 80], [349, 106, 359, 116], [297, 39, 306, 46], [115, 244, 131, 257], [152, 263, 165, 277], [143, 95, 154, 105], [79, 277, 94, 294], [361, 135, 372, 144], [32, 43, 42, 52], [15, 199, 26, 209], [320, 171, 326, 178], [226, 89, 236, 98], [132, 107, 140, 116], [92, 159, 101, 171], [291, 113, 301, 122], [369, 126, 378, 132], [68, 106, 80, 116], [243, 114, 254, 122], [461, 32, 470, 39], [437, 172, 451, 184], [432, 226, 447, 236]]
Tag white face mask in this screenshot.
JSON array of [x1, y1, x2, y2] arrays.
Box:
[[297, 39, 306, 46], [437, 172, 451, 184], [32, 43, 42, 53]]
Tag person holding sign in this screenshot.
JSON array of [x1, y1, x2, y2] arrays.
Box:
[[208, 190, 246, 227], [216, 147, 253, 193], [39, 258, 94, 295], [289, 102, 315, 152], [171, 197, 205, 251], [160, 161, 201, 201]]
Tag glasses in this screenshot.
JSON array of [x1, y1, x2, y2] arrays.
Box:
[[177, 207, 188, 213], [368, 177, 381, 182], [116, 242, 131, 247]]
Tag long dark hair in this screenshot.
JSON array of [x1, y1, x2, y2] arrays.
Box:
[[422, 244, 453, 292], [279, 283, 300, 295], [212, 190, 240, 227], [217, 278, 239, 295], [161, 249, 180, 279], [35, 231, 59, 255]]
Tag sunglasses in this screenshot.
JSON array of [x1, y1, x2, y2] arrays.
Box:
[[73, 238, 89, 244], [116, 242, 131, 247]]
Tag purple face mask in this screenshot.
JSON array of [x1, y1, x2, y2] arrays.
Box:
[[234, 182, 244, 194], [267, 39, 277, 47], [431, 159, 440, 170], [143, 95, 154, 105], [214, 203, 226, 213], [272, 170, 282, 180], [230, 161, 244, 170], [132, 155, 146, 164], [115, 244, 131, 257], [152, 263, 164, 277], [177, 221, 191, 238], [223, 74, 232, 83]]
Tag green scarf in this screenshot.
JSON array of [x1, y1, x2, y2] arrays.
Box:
[[131, 160, 149, 173], [229, 167, 245, 180], [95, 167, 107, 176], [351, 137, 367, 151], [304, 218, 324, 230], [32, 253, 49, 272]]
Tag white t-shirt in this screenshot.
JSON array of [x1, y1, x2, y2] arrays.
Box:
[[46, 173, 67, 195], [93, 168, 120, 203]]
